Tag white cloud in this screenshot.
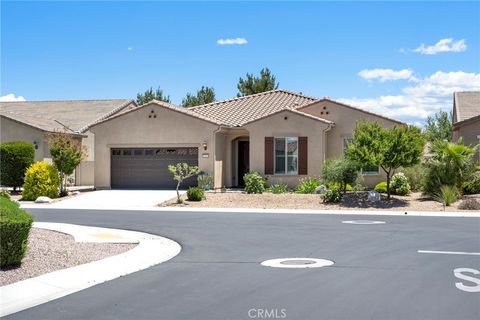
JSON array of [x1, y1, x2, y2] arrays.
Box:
[[0, 93, 26, 102], [127, 47, 133, 51], [358, 68, 414, 82], [339, 70, 480, 125], [413, 38, 466, 55], [217, 37, 248, 45]]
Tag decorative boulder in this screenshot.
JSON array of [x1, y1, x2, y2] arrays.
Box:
[[315, 185, 328, 194], [35, 196, 53, 203], [368, 190, 381, 202]]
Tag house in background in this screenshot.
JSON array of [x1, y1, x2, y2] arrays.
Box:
[[90, 90, 403, 190], [0, 99, 137, 185], [452, 91, 480, 161]]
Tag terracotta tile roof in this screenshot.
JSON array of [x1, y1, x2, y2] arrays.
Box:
[[454, 91, 480, 123], [90, 99, 223, 127], [189, 89, 319, 126], [0, 99, 135, 133]]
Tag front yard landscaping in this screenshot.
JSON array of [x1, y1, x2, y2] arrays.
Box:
[[160, 191, 480, 212]]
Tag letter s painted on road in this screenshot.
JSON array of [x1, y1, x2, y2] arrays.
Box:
[[454, 268, 480, 293]]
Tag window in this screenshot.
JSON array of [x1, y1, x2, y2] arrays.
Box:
[[122, 149, 132, 156], [145, 149, 154, 156], [134, 149, 143, 156], [343, 138, 380, 175], [274, 137, 298, 175]]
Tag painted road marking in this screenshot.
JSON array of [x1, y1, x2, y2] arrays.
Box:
[[454, 268, 480, 293], [418, 250, 480, 256], [342, 220, 386, 225]]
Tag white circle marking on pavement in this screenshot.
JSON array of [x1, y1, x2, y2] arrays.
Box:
[[261, 258, 334, 269], [342, 220, 386, 225]]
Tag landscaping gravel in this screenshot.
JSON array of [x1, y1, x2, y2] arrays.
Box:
[[0, 228, 136, 286], [162, 191, 478, 212]]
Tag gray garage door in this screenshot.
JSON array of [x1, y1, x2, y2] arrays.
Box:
[[111, 147, 199, 189]]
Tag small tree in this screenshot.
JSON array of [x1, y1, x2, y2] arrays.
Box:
[[237, 67, 279, 97], [0, 141, 35, 191], [46, 132, 86, 196], [168, 163, 200, 203], [347, 122, 425, 199], [182, 86, 216, 107], [136, 87, 171, 105], [424, 111, 452, 142], [322, 158, 359, 194]]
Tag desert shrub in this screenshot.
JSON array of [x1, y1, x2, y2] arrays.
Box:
[[321, 158, 359, 194], [434, 185, 460, 207], [0, 189, 11, 199], [463, 171, 480, 195], [423, 139, 476, 196], [391, 172, 411, 196], [186, 187, 205, 201], [197, 173, 214, 190], [244, 172, 266, 194], [296, 177, 321, 194], [458, 198, 480, 210], [268, 182, 289, 194], [22, 162, 60, 201], [401, 164, 424, 192], [374, 182, 387, 193], [0, 141, 35, 191], [0, 197, 33, 267], [328, 182, 353, 192], [322, 188, 342, 203], [168, 163, 201, 203]]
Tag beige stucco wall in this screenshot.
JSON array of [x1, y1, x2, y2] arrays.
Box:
[[453, 118, 480, 161], [299, 100, 402, 187], [244, 110, 330, 188], [0, 116, 48, 162], [90, 104, 220, 189]]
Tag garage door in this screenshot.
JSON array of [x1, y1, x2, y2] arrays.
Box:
[[111, 147, 199, 189]]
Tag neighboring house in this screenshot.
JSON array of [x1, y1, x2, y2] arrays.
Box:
[[0, 99, 137, 185], [90, 89, 403, 190], [452, 91, 480, 161]]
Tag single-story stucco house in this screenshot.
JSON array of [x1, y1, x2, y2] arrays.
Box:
[[89, 89, 404, 190], [452, 91, 480, 161], [0, 99, 137, 185]]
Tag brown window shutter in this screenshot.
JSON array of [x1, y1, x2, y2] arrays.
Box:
[[264, 137, 274, 175], [298, 137, 308, 175]]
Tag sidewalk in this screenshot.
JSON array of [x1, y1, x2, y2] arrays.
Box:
[[0, 222, 181, 317]]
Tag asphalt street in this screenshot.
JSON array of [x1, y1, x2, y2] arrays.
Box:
[[7, 209, 480, 320]]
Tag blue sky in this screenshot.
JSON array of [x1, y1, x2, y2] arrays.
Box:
[[2, 1, 479, 125]]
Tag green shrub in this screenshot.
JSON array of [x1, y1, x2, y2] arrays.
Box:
[[0, 197, 33, 267], [458, 198, 480, 210], [244, 172, 266, 194], [401, 164, 424, 192], [321, 158, 359, 194], [296, 177, 320, 194], [0, 141, 35, 190], [0, 189, 11, 199], [463, 172, 480, 195], [22, 162, 60, 201], [391, 172, 411, 196], [186, 187, 205, 201], [322, 188, 342, 203], [197, 173, 214, 190], [328, 182, 353, 192], [268, 182, 289, 194], [374, 182, 387, 193], [434, 185, 460, 207]]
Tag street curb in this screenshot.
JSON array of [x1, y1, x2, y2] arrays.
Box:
[[19, 204, 480, 218], [0, 222, 181, 317]]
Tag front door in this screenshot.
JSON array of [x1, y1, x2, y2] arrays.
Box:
[[237, 141, 250, 187]]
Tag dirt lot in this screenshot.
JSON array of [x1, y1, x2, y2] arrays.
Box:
[[161, 191, 479, 212]]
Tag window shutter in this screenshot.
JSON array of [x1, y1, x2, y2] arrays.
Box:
[[298, 137, 308, 175], [264, 137, 274, 175]]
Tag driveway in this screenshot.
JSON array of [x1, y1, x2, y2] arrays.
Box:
[[9, 208, 480, 320], [43, 190, 180, 209]]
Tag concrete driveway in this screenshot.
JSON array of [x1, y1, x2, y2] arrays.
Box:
[[46, 190, 180, 209]]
